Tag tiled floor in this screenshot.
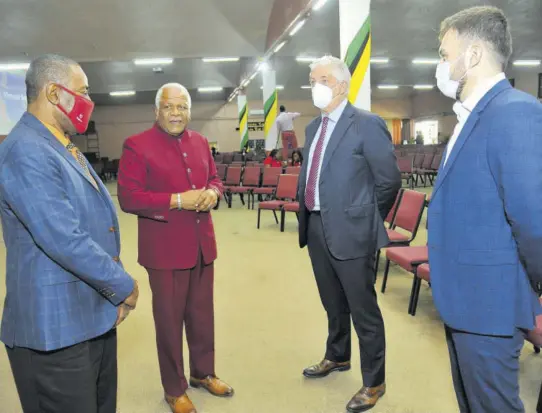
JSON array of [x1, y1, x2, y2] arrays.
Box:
[[0, 184, 540, 413]]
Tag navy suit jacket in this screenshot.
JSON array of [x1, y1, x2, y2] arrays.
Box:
[[428, 80, 542, 336], [0, 113, 134, 351], [297, 102, 401, 260]]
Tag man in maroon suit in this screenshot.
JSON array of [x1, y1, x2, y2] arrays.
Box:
[[118, 83, 233, 413]]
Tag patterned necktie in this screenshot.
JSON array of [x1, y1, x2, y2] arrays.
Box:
[[305, 116, 329, 211], [66, 143, 98, 189]]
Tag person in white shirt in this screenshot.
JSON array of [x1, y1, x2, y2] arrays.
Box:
[[275, 105, 300, 160]]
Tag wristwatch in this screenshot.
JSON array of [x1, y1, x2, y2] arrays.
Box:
[[176, 193, 182, 210]]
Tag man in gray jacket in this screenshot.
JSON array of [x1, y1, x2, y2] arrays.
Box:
[[298, 55, 401, 413]]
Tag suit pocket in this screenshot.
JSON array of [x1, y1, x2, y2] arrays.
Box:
[[38, 270, 81, 286], [345, 203, 375, 218], [457, 249, 517, 266]]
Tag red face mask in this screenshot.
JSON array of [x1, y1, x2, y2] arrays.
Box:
[[56, 85, 95, 134]]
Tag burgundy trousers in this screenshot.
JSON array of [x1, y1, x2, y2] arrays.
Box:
[[281, 131, 298, 161], [147, 255, 215, 397]]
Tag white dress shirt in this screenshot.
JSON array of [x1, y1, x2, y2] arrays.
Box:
[[444, 72, 506, 165], [306, 98, 348, 211], [276, 112, 300, 133]]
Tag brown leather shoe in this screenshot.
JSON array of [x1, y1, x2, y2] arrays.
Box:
[[164, 393, 197, 413], [303, 359, 351, 378], [346, 383, 386, 412], [189, 375, 234, 397]]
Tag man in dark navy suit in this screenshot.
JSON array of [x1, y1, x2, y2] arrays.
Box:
[[429, 7, 542, 412]]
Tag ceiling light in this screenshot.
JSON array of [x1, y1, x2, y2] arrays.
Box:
[[202, 57, 240, 63], [241, 79, 250, 87], [412, 58, 440, 65], [0, 63, 30, 71], [290, 19, 306, 36], [296, 56, 317, 63], [377, 85, 399, 90], [198, 86, 224, 93], [110, 91, 136, 97], [301, 85, 311, 89], [274, 41, 287, 53], [414, 85, 434, 90], [134, 58, 173, 66], [513, 60, 541, 66], [260, 85, 284, 90], [370, 58, 389, 64], [313, 0, 328, 11]]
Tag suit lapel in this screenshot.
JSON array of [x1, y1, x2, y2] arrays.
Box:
[[432, 80, 511, 198], [320, 103, 354, 174], [21, 113, 103, 193], [432, 112, 480, 195]]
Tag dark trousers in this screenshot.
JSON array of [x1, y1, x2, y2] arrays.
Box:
[[537, 380, 542, 413], [6, 329, 117, 413], [445, 326, 525, 413], [307, 212, 386, 387], [147, 253, 215, 397]]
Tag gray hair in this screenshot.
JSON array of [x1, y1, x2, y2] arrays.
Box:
[[439, 6, 512, 69], [310, 55, 351, 84], [155, 83, 192, 109], [25, 54, 79, 104]]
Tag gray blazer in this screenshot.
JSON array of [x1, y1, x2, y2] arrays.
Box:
[[298, 102, 401, 260]]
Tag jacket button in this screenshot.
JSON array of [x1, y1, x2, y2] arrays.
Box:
[[112, 256, 120, 262], [109, 226, 115, 232]]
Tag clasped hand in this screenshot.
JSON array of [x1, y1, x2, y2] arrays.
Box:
[[181, 188, 218, 212]]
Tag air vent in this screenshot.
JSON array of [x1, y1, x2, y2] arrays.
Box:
[[152, 67, 164, 74]]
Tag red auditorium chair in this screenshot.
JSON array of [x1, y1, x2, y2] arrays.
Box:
[[410, 263, 431, 316], [251, 167, 282, 209], [375, 189, 427, 277], [222, 166, 242, 208], [285, 166, 301, 175], [397, 156, 415, 188], [216, 164, 227, 182], [385, 189, 403, 228], [415, 152, 434, 187], [225, 166, 261, 208], [280, 201, 299, 232], [257, 174, 298, 229], [378, 246, 429, 313]]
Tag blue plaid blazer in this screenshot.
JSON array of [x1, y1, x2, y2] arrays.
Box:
[[0, 113, 134, 351], [428, 80, 542, 337]]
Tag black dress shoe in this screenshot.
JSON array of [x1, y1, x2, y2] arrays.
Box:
[[346, 383, 386, 412], [303, 359, 351, 378]]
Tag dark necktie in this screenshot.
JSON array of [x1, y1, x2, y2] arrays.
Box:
[[66, 143, 98, 190], [305, 116, 329, 211]]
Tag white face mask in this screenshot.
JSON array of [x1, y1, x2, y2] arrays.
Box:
[[311, 83, 334, 109], [436, 61, 461, 99], [435, 50, 471, 100]]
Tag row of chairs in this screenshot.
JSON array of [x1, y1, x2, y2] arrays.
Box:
[[398, 153, 442, 189], [222, 166, 301, 209]]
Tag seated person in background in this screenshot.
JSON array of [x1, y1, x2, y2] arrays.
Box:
[[291, 149, 303, 167], [264, 149, 283, 168]]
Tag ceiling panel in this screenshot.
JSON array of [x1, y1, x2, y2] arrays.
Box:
[[1, 0, 540, 103]]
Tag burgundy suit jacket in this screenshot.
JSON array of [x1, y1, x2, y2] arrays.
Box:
[[117, 125, 223, 270]]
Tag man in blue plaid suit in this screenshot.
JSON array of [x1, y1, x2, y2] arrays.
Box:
[[0, 55, 138, 413]]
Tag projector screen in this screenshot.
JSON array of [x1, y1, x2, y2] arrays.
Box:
[[0, 71, 27, 135]]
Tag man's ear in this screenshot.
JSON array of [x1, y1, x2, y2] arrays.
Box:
[[155, 107, 159, 121], [45, 83, 60, 105]]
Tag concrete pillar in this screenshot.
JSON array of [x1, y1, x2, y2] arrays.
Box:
[[339, 0, 371, 110], [262, 69, 279, 151], [237, 91, 249, 150]]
